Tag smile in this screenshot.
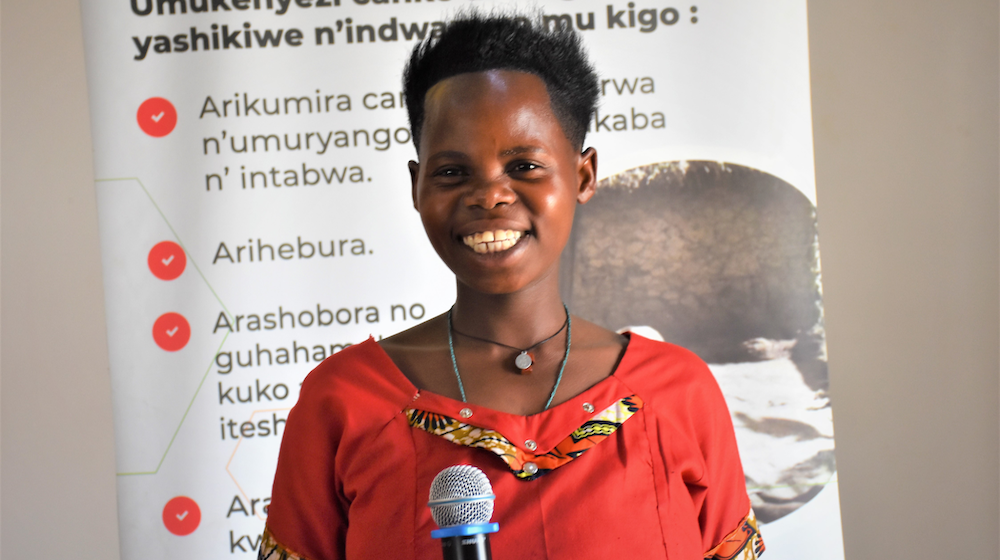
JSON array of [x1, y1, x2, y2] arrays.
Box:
[[462, 230, 524, 254]]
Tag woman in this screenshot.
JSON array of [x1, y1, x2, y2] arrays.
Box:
[[260, 13, 763, 560]]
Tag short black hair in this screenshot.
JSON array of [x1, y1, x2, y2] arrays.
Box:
[[403, 12, 599, 153]]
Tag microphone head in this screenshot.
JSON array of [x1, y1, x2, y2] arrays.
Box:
[[427, 465, 495, 528]]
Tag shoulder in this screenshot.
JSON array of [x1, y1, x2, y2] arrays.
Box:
[[620, 334, 744, 486], [291, 338, 418, 430], [616, 333, 726, 412]]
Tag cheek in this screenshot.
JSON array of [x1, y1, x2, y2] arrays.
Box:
[[534, 188, 577, 240], [417, 191, 457, 244]]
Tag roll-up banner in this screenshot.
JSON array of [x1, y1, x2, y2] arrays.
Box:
[[80, 0, 843, 557]]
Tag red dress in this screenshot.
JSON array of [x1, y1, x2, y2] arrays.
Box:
[[260, 334, 763, 560]]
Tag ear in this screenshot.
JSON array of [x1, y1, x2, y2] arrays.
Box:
[[408, 160, 420, 210], [576, 147, 598, 204]]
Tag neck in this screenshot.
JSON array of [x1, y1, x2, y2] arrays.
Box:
[[451, 276, 567, 348]]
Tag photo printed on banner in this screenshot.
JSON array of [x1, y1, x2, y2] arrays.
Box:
[[561, 161, 835, 524]]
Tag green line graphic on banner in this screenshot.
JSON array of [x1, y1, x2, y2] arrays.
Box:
[[116, 331, 230, 476], [95, 177, 232, 319], [96, 177, 233, 476]]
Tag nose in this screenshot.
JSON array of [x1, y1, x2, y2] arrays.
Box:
[[465, 174, 516, 210]]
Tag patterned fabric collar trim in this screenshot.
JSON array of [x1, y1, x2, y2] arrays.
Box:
[[406, 395, 643, 481]]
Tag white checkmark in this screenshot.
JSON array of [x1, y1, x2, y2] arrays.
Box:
[[151, 111, 165, 122], [176, 510, 188, 520], [162, 255, 175, 266], [166, 327, 179, 337]]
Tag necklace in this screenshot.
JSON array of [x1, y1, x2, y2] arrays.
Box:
[[451, 310, 568, 373], [447, 304, 571, 410]]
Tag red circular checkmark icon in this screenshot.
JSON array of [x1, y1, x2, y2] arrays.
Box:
[[148, 241, 186, 280], [137, 97, 177, 137], [162, 496, 201, 536], [153, 312, 190, 352]]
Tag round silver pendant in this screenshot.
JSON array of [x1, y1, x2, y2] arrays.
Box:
[[514, 351, 533, 370]]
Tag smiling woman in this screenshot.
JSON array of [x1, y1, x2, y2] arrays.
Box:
[[258, 12, 764, 560], [408, 70, 595, 300]]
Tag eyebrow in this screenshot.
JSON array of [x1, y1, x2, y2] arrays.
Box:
[[499, 146, 545, 157], [426, 150, 468, 162], [426, 146, 545, 162]]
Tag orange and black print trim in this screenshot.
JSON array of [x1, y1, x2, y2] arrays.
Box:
[[406, 395, 643, 481], [703, 508, 765, 560], [258, 526, 308, 560]]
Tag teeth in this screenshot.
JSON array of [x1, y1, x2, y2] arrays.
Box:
[[462, 230, 524, 254]]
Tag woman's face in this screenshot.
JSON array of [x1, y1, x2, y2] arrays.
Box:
[[409, 70, 597, 295]]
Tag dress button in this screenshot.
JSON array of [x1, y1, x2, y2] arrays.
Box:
[[459, 408, 473, 419], [523, 462, 539, 475], [524, 439, 537, 451], [582, 402, 595, 413]]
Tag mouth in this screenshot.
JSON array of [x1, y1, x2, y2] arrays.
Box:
[[462, 229, 525, 254]]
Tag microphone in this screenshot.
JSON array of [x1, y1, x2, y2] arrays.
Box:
[[428, 465, 500, 560]]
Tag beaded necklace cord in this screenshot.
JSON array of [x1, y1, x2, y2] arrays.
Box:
[[447, 304, 572, 411]]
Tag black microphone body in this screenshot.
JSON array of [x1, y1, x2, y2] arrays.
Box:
[[431, 519, 499, 560], [440, 532, 492, 560]]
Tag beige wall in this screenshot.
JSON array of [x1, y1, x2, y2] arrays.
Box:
[[808, 1, 999, 557], [1, 0, 121, 557], [1, 0, 997, 558]]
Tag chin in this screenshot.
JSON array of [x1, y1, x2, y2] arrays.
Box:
[[457, 275, 527, 295], [455, 263, 557, 296]]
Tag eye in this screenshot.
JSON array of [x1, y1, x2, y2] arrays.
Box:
[[432, 166, 467, 180], [509, 161, 544, 175]]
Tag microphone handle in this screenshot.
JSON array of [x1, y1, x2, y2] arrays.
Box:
[[440, 533, 492, 560]]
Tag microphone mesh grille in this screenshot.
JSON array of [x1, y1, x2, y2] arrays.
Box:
[[428, 465, 495, 527]]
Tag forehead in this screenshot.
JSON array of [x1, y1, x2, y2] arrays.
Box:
[[419, 70, 569, 154]]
